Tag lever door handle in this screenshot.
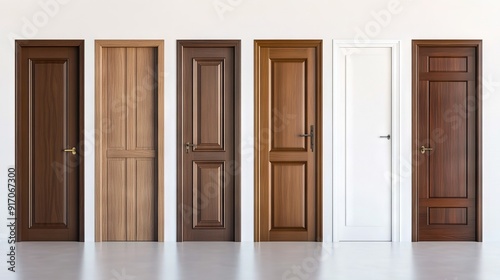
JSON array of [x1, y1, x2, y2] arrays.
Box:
[[379, 135, 391, 140], [185, 142, 196, 153], [63, 147, 77, 155], [299, 125, 314, 152], [420, 145, 433, 154]]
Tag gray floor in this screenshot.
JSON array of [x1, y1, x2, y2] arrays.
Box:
[[1, 242, 500, 280]]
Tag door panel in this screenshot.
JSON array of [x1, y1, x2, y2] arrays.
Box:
[[429, 82, 467, 198], [255, 40, 322, 241], [413, 41, 482, 241], [177, 40, 240, 241], [271, 61, 307, 151], [16, 40, 84, 241], [95, 40, 164, 242], [337, 47, 393, 241], [271, 163, 307, 229]]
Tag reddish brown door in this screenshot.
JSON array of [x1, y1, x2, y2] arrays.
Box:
[[255, 40, 322, 241], [412, 40, 482, 241], [177, 40, 240, 241], [16, 40, 84, 241]]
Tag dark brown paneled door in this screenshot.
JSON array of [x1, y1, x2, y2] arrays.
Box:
[[413, 40, 482, 241], [177, 41, 240, 241], [16, 40, 84, 241], [255, 40, 322, 241]]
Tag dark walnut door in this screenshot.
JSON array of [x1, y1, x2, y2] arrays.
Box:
[[16, 40, 84, 241], [413, 40, 482, 241], [177, 40, 240, 241]]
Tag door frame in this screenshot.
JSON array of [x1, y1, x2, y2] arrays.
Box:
[[254, 40, 323, 242], [15, 40, 85, 241], [176, 40, 241, 242], [332, 40, 401, 242], [95, 40, 165, 242], [411, 40, 483, 242]]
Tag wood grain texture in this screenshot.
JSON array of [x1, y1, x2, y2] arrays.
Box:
[[193, 59, 224, 150], [193, 162, 225, 228], [254, 40, 322, 242], [177, 40, 240, 241], [429, 82, 467, 198], [271, 163, 307, 229], [95, 40, 164, 242], [271, 60, 307, 151], [16, 40, 84, 241], [412, 40, 482, 242]]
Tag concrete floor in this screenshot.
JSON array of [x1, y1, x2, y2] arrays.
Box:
[[1, 242, 499, 279]]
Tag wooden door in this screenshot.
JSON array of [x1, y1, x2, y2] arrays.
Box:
[[16, 40, 84, 241], [177, 40, 240, 241], [255, 40, 322, 241], [412, 40, 482, 241], [95, 40, 164, 242], [336, 45, 394, 241]]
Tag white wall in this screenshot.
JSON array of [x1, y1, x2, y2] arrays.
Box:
[[0, 0, 499, 243]]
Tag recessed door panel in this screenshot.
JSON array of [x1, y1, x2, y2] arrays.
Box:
[[255, 40, 322, 242], [192, 161, 225, 229], [16, 40, 84, 241], [178, 40, 240, 241], [429, 82, 467, 198], [271, 162, 307, 229], [271, 60, 307, 151], [193, 59, 224, 151]]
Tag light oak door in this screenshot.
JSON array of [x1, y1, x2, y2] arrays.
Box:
[[95, 40, 164, 241], [16, 40, 84, 241], [412, 40, 482, 241], [255, 40, 322, 241], [177, 40, 240, 241]]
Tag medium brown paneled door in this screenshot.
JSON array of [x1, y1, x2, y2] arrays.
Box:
[[16, 40, 84, 241], [177, 40, 240, 241], [255, 40, 322, 241], [95, 40, 164, 241], [412, 40, 482, 241]]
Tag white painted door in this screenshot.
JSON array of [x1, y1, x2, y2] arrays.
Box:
[[336, 46, 394, 241]]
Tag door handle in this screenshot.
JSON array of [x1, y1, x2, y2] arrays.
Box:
[[379, 134, 391, 140], [299, 125, 314, 152], [185, 142, 196, 153], [63, 147, 77, 155], [420, 145, 433, 154]]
